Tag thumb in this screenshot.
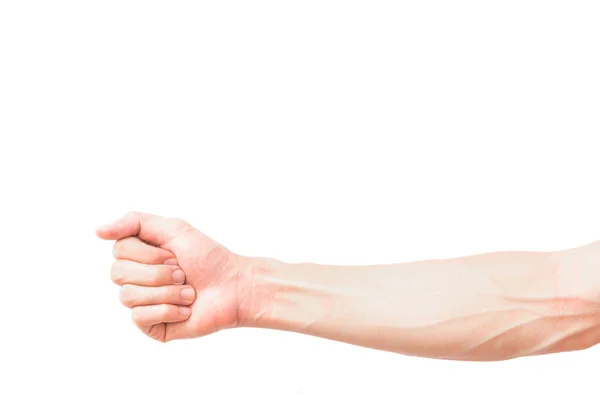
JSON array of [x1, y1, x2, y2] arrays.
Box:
[[95, 211, 186, 246]]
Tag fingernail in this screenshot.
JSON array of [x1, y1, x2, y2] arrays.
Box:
[[181, 288, 195, 300], [179, 307, 191, 316], [164, 258, 178, 265], [172, 270, 185, 284]]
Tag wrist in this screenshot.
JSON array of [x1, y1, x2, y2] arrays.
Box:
[[235, 255, 284, 328]]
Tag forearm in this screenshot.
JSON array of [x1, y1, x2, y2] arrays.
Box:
[[237, 246, 600, 361]]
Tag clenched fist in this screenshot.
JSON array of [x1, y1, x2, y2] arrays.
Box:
[[96, 212, 600, 361], [96, 211, 250, 342]]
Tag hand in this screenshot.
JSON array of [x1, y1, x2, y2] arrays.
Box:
[[96, 211, 246, 342]]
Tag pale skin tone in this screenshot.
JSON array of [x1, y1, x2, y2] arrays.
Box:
[[96, 211, 600, 361]]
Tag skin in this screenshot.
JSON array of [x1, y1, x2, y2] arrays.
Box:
[[97, 211, 600, 361]]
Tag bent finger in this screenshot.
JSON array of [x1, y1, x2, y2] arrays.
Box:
[[96, 211, 189, 245], [131, 304, 192, 327], [110, 260, 185, 286], [119, 284, 196, 308], [112, 237, 176, 264]]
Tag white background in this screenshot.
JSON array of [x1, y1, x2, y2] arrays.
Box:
[[1, 1, 600, 399]]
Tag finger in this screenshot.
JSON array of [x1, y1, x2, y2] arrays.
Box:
[[95, 214, 139, 240], [131, 304, 192, 327], [96, 211, 190, 245], [111, 260, 186, 286], [119, 284, 196, 308], [112, 237, 177, 265]]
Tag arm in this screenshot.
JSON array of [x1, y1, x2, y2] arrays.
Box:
[[237, 245, 600, 361], [97, 212, 600, 361]]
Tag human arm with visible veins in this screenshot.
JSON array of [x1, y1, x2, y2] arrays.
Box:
[[97, 211, 600, 361]]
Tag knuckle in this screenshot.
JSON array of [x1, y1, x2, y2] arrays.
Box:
[[112, 240, 125, 258], [110, 261, 125, 285], [119, 285, 135, 307], [113, 237, 136, 258], [131, 308, 142, 324], [159, 304, 172, 318], [111, 241, 120, 258]]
